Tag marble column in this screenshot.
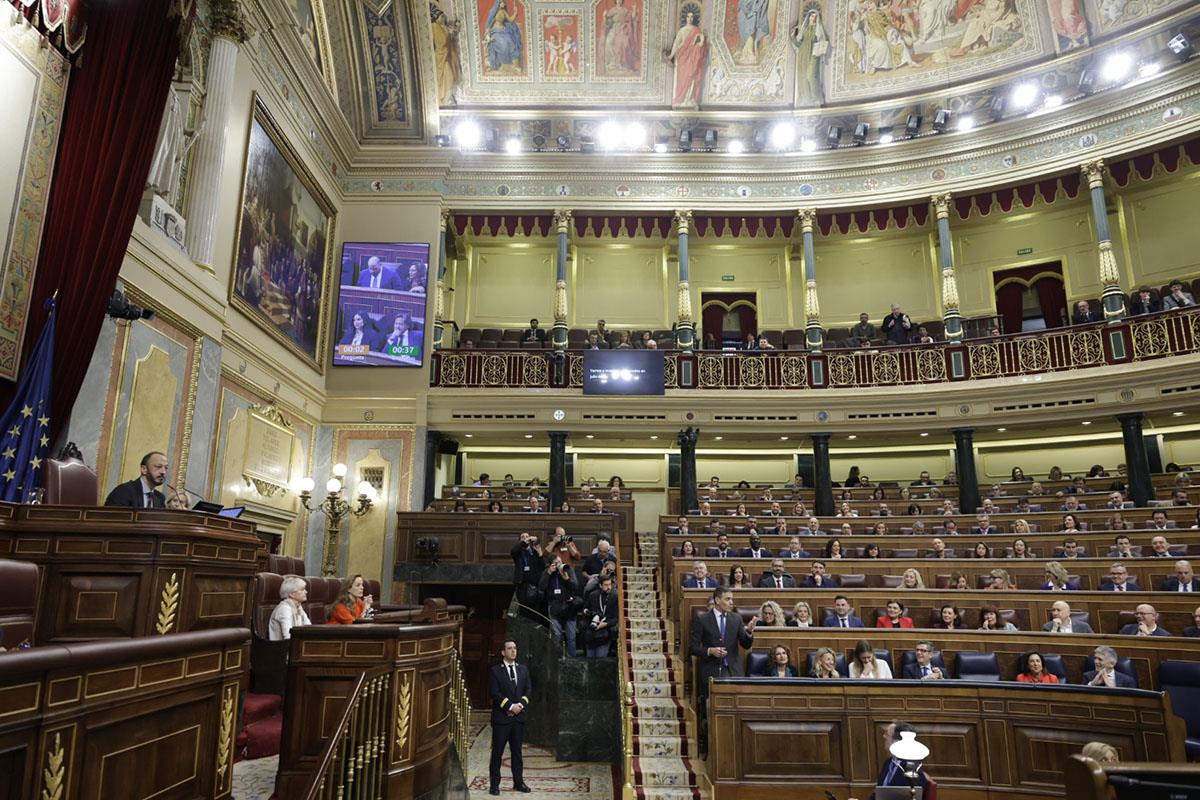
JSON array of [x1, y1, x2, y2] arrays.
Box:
[[798, 208, 823, 351], [1082, 159, 1127, 320], [549, 431, 568, 512], [433, 209, 450, 350], [423, 430, 444, 509], [952, 427, 980, 516], [553, 210, 572, 352], [182, 0, 247, 273], [811, 433, 833, 516], [677, 427, 699, 514], [932, 193, 964, 341], [674, 210, 695, 351], [1116, 413, 1154, 507]]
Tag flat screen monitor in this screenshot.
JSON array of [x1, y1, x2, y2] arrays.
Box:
[[333, 242, 431, 367], [582, 350, 665, 396]]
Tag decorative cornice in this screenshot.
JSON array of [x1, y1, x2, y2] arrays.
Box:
[[554, 209, 573, 235], [209, 0, 249, 44], [674, 210, 693, 236], [797, 208, 816, 234], [1081, 158, 1107, 191]]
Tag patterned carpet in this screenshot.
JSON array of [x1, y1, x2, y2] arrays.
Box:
[[231, 754, 277, 799]]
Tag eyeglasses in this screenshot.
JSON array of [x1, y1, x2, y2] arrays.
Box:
[[915, 647, 931, 653]]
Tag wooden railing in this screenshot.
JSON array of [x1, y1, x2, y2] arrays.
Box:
[[430, 307, 1200, 390]]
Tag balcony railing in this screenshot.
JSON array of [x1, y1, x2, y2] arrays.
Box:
[[429, 308, 1200, 390]]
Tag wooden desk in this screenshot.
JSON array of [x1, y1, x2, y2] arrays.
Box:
[[707, 679, 1186, 799], [0, 503, 260, 642]]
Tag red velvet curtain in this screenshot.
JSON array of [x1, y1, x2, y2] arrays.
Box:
[[994, 283, 1024, 336], [1036, 277, 1068, 329], [3, 0, 186, 434]]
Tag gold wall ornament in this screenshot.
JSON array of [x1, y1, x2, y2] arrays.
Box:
[[931, 193, 953, 220], [440, 354, 466, 385], [941, 268, 961, 311], [828, 354, 857, 386], [241, 402, 296, 497], [871, 351, 900, 384], [247, 477, 285, 497], [662, 356, 677, 388], [673, 209, 693, 236], [1097, 239, 1122, 287], [440, 208, 451, 231], [797, 208, 816, 234], [41, 732, 65, 800], [155, 572, 180, 635], [209, 0, 249, 43], [522, 354, 548, 386], [1081, 158, 1107, 191], [804, 278, 821, 322], [216, 685, 235, 785], [968, 343, 1001, 377], [175, 336, 204, 491], [739, 356, 765, 387], [395, 672, 413, 755], [677, 280, 692, 322], [554, 209, 573, 234], [781, 356, 807, 387], [554, 279, 568, 323], [917, 348, 947, 382], [698, 356, 723, 388], [434, 277, 445, 324], [1132, 319, 1169, 358]]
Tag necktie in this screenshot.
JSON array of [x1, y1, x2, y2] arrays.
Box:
[[841, 618, 847, 628], [145, 491, 154, 508], [372, 274, 379, 289], [1183, 584, 1191, 592], [508, 664, 517, 684], [922, 666, 930, 677], [1117, 584, 1125, 591], [718, 613, 726, 641], [776, 578, 783, 589]]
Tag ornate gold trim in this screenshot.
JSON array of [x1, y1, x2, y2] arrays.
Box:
[[395, 672, 412, 754], [41, 732, 65, 800], [805, 278, 821, 323], [674, 210, 693, 236], [931, 193, 953, 221], [941, 268, 961, 312], [176, 336, 204, 490], [216, 684, 235, 786], [797, 208, 816, 234], [1081, 158, 1107, 191], [1097, 239, 1122, 287], [155, 572, 181, 635], [554, 209, 573, 235], [677, 281, 692, 323]]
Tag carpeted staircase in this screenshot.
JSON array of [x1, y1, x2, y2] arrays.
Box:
[[238, 692, 284, 762], [622, 533, 706, 800]]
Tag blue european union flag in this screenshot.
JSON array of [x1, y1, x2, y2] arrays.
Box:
[[0, 299, 55, 502]]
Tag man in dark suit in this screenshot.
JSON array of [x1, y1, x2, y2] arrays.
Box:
[[1160, 560, 1200, 592], [1072, 299, 1102, 324], [1083, 645, 1137, 688], [880, 304, 912, 345], [757, 559, 797, 589], [801, 560, 840, 588], [522, 319, 547, 344], [859, 720, 931, 800], [682, 561, 718, 589], [739, 535, 771, 559], [1118, 603, 1171, 636], [510, 533, 545, 608], [1183, 606, 1200, 638], [779, 537, 809, 560], [705, 534, 735, 559], [357, 257, 402, 290], [104, 451, 169, 508], [822, 595, 865, 628], [488, 640, 532, 794], [690, 586, 757, 754], [1131, 287, 1160, 315], [583, 573, 617, 657], [1101, 563, 1141, 592], [901, 641, 945, 680]]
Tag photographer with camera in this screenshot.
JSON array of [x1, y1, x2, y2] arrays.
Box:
[[510, 532, 546, 611], [549, 526, 581, 569], [538, 555, 581, 657], [583, 559, 616, 595], [583, 572, 617, 658], [582, 539, 616, 582]]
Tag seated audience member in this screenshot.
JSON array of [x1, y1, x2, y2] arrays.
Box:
[[488, 500, 505, 512], [1073, 300, 1102, 324], [900, 569, 925, 589], [877, 599, 914, 628], [1041, 561, 1079, 591], [583, 573, 617, 658], [912, 470, 935, 487], [823, 595, 864, 628], [904, 641, 945, 680], [1120, 603, 1171, 636], [1163, 278, 1196, 310], [939, 499, 957, 515], [1016, 651, 1059, 683], [982, 497, 999, 514], [104, 451, 169, 507], [756, 335, 776, 350], [741, 535, 772, 559], [1183, 606, 1200, 638], [1011, 538, 1031, 558], [837, 502, 859, 517], [1066, 475, 1090, 494], [871, 487, 887, 502], [582, 540, 616, 579], [683, 561, 718, 589], [585, 332, 606, 349], [948, 572, 970, 590], [1102, 563, 1140, 592], [979, 605, 1018, 631], [1173, 489, 1191, 506], [760, 644, 798, 677], [166, 489, 191, 510], [809, 647, 841, 678], [871, 521, 889, 536], [1107, 512, 1132, 531], [1048, 466, 1065, 481], [771, 518, 791, 537], [985, 569, 1015, 591], [1043, 600, 1094, 633], [1015, 498, 1038, 515], [803, 560, 840, 588], [805, 516, 824, 535], [931, 604, 965, 630], [780, 537, 809, 560], [789, 601, 814, 627], [1009, 466, 1028, 482], [1083, 645, 1137, 688], [728, 564, 753, 589], [1081, 741, 1120, 765], [1147, 535, 1174, 560], [863, 543, 882, 559], [758, 559, 797, 589], [911, 520, 928, 536], [1105, 490, 1129, 510], [697, 501, 712, 516], [677, 540, 698, 558], [763, 501, 782, 517], [1061, 495, 1086, 513], [1161, 560, 1200, 592], [703, 519, 724, 538], [1130, 286, 1160, 315], [849, 639, 893, 679], [906, 503, 923, 516], [972, 515, 998, 536], [328, 574, 374, 624], [1109, 534, 1135, 558], [1149, 512, 1173, 533], [824, 539, 844, 559], [760, 487, 775, 502], [707, 533, 735, 558], [941, 520, 960, 536], [591, 498, 607, 514], [729, 502, 748, 517], [522, 318, 546, 344], [790, 500, 808, 517], [850, 312, 876, 346], [926, 538, 949, 559], [525, 496, 544, 513], [269, 576, 311, 641], [1059, 537, 1082, 559], [839, 522, 854, 537], [969, 542, 991, 559], [451, 498, 469, 513], [740, 332, 758, 350], [758, 600, 786, 627]]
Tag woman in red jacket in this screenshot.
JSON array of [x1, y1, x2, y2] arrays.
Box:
[[328, 574, 374, 624], [876, 599, 915, 628], [1016, 651, 1059, 683]]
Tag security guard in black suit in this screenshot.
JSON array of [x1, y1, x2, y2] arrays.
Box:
[[488, 639, 532, 795]]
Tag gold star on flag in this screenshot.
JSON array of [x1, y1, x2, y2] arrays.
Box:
[[19, 405, 31, 418], [1, 448, 13, 460], [39, 435, 48, 447], [7, 426, 19, 437], [29, 456, 41, 470], [37, 415, 49, 427], [2, 469, 14, 482]]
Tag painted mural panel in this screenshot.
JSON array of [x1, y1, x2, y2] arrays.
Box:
[[431, 1, 462, 104], [668, 3, 709, 107], [364, 2, 407, 122], [595, 0, 644, 79], [285, 0, 324, 71], [479, 0, 529, 77], [704, 0, 790, 104], [540, 11, 581, 80]]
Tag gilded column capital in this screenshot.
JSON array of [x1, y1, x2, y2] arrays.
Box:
[[554, 209, 573, 234], [1081, 159, 1107, 191], [210, 0, 250, 43], [440, 208, 451, 231], [797, 208, 816, 234], [931, 193, 953, 220], [674, 210, 693, 236]]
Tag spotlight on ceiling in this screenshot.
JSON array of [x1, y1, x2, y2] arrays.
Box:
[[825, 125, 842, 148], [1168, 32, 1193, 59], [1138, 60, 1162, 78], [1011, 81, 1039, 109], [727, 139, 745, 155], [852, 123, 869, 145], [556, 134, 571, 151], [624, 121, 647, 149], [504, 137, 522, 155], [877, 126, 895, 145], [454, 119, 482, 149], [905, 113, 922, 138], [1102, 51, 1133, 81], [799, 137, 817, 154], [435, 134, 451, 147], [932, 109, 951, 132], [597, 119, 622, 150], [579, 136, 596, 154], [678, 129, 693, 152], [957, 115, 976, 132], [532, 134, 546, 151], [653, 136, 669, 154], [769, 121, 796, 150], [703, 129, 718, 151]]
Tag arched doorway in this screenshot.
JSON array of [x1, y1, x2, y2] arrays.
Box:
[[700, 292, 758, 349], [993, 263, 1067, 333]]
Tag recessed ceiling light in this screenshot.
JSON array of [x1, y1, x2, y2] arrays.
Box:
[[597, 120, 622, 150], [1011, 82, 1039, 109], [919, 432, 929, 437], [770, 121, 796, 149], [714, 436, 723, 441], [454, 120, 482, 149], [504, 137, 522, 154], [650, 435, 659, 440], [1081, 421, 1092, 426], [524, 434, 534, 438], [878, 129, 895, 145], [1103, 52, 1133, 81], [727, 139, 745, 155], [653, 139, 669, 154], [799, 137, 817, 154], [957, 115, 976, 132], [1173, 411, 1185, 417], [779, 436, 789, 441], [623, 121, 646, 149], [465, 433, 473, 438], [847, 435, 857, 440], [586, 434, 595, 438]]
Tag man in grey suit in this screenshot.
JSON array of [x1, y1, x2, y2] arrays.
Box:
[[1042, 600, 1095, 633], [690, 586, 757, 756], [1160, 560, 1200, 592], [757, 559, 797, 589]]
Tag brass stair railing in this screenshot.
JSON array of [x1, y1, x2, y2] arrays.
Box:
[[447, 647, 472, 768], [302, 669, 391, 800]]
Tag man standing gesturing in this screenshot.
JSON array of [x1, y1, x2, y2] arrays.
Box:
[[488, 640, 532, 795], [690, 587, 757, 755]]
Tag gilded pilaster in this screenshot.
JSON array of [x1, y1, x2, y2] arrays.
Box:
[[674, 210, 694, 350], [1080, 159, 1126, 320], [931, 193, 963, 340]]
